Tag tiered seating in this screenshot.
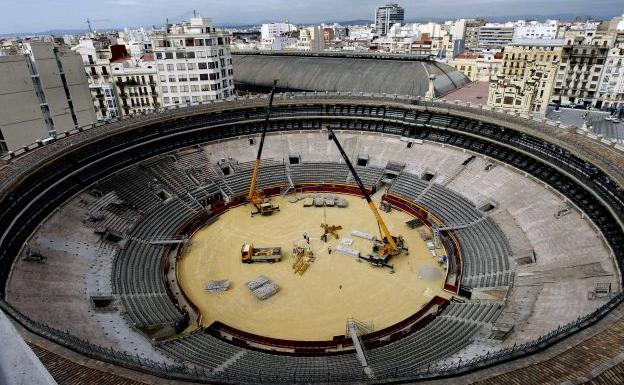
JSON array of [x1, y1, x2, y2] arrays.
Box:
[[141, 157, 196, 196], [223, 162, 288, 195], [159, 331, 365, 383], [223, 348, 364, 383], [455, 218, 512, 288], [348, 166, 384, 188], [290, 162, 350, 184], [112, 199, 194, 328], [96, 167, 161, 213], [419, 184, 482, 226], [174, 149, 220, 186], [367, 302, 501, 377], [389, 172, 512, 288], [389, 173, 429, 200], [158, 332, 243, 370]]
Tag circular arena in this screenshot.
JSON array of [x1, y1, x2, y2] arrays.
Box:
[[1, 93, 624, 384]]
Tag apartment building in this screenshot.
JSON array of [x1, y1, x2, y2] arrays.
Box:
[[0, 41, 95, 154], [489, 39, 563, 113], [375, 4, 405, 36], [111, 54, 160, 115], [513, 20, 560, 40], [478, 23, 515, 50], [152, 16, 234, 107], [450, 52, 503, 81], [72, 37, 120, 120], [597, 33, 624, 110], [464, 19, 487, 52], [261, 22, 297, 41], [553, 25, 616, 108]]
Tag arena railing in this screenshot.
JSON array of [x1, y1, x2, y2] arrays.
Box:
[[1, 290, 623, 384]]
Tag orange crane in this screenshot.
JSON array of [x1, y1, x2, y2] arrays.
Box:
[[326, 125, 407, 267], [248, 80, 280, 216]]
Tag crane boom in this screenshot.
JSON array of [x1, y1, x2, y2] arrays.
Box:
[[326, 126, 398, 251], [248, 80, 278, 204]]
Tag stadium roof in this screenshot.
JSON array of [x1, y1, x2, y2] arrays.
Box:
[[232, 52, 470, 97]]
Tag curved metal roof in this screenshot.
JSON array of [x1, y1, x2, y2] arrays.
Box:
[[232, 53, 470, 97]]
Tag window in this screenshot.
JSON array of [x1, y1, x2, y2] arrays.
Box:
[[157, 64, 164, 71], [187, 52, 195, 59], [198, 62, 207, 70], [172, 97, 180, 103], [176, 63, 186, 70], [178, 75, 187, 82], [164, 52, 173, 59], [189, 74, 198, 81], [176, 52, 185, 59], [200, 73, 209, 80], [161, 86, 168, 93], [196, 51, 206, 58], [191, 84, 200, 92], [170, 86, 178, 93], [166, 64, 174, 71], [163, 97, 170, 103], [180, 85, 189, 92], [192, 96, 200, 102], [168, 76, 176, 82], [187, 63, 195, 70], [155, 52, 163, 59], [159, 75, 166, 82]]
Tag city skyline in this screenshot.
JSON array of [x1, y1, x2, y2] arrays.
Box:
[[2, 0, 624, 34]]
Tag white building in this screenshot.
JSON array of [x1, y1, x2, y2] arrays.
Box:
[[152, 16, 234, 106], [111, 54, 160, 116], [478, 23, 515, 50], [261, 23, 297, 41], [597, 35, 624, 110], [513, 20, 560, 41], [71, 37, 119, 120], [297, 26, 325, 51]]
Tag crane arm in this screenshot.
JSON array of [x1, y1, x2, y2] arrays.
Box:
[[326, 126, 398, 250], [248, 80, 278, 202]]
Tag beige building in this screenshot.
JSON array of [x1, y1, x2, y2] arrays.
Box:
[[111, 54, 160, 116], [0, 41, 95, 154], [450, 52, 502, 81], [488, 39, 562, 114]]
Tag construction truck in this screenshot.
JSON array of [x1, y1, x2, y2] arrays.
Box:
[[327, 125, 408, 268], [241, 243, 282, 264], [248, 80, 280, 217]]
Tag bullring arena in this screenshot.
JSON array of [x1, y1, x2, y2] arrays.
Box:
[[2, 92, 624, 385]]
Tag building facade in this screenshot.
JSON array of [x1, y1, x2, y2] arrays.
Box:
[[72, 37, 120, 120], [375, 3, 405, 36], [450, 52, 503, 82], [111, 55, 160, 116], [464, 19, 487, 52], [553, 26, 616, 108], [152, 16, 234, 107], [597, 33, 624, 110], [260, 23, 297, 41], [513, 20, 560, 41], [0, 41, 95, 154], [490, 39, 562, 114], [478, 23, 515, 50]]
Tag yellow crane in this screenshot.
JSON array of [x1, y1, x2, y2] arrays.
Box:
[[248, 80, 280, 216], [326, 125, 407, 267]]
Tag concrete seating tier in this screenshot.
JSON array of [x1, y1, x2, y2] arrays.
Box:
[[290, 162, 350, 184]]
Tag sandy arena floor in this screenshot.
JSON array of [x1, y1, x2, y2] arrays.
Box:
[[177, 194, 449, 341]]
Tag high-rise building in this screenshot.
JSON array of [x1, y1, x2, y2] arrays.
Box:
[[152, 16, 234, 107], [0, 41, 95, 154], [513, 20, 560, 41], [375, 4, 405, 36]]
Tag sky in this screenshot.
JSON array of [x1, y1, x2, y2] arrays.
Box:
[[2, 0, 623, 34]]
